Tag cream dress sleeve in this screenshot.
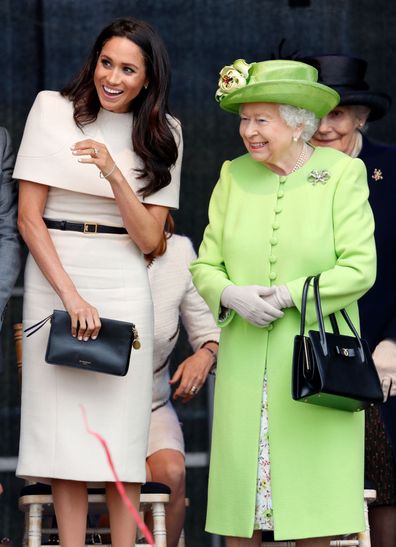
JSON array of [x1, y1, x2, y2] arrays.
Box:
[[14, 90, 183, 208]]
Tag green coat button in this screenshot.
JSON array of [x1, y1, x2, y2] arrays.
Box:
[[269, 272, 277, 280], [267, 324, 274, 331], [270, 237, 278, 245], [269, 255, 277, 263], [277, 190, 284, 198], [275, 207, 282, 214], [272, 222, 280, 230]]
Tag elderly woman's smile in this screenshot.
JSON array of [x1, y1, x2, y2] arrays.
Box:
[[239, 102, 304, 174]]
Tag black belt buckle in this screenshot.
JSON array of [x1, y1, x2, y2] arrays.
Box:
[[83, 222, 98, 234]]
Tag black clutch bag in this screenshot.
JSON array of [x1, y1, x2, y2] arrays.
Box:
[[25, 309, 141, 376], [292, 275, 383, 412]]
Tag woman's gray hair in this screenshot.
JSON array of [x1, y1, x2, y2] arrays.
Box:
[[278, 104, 319, 141]]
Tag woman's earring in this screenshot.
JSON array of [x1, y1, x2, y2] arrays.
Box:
[[292, 136, 298, 142], [144, 83, 148, 90]]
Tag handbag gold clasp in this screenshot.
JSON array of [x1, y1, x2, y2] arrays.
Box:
[[132, 325, 141, 350]]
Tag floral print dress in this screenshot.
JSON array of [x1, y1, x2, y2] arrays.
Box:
[[254, 372, 274, 530]]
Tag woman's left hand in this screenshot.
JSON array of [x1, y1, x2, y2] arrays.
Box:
[[170, 348, 215, 403], [71, 139, 117, 179]]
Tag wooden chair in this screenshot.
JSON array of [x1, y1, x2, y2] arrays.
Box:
[[261, 488, 376, 547], [14, 323, 172, 546], [18, 481, 170, 546]]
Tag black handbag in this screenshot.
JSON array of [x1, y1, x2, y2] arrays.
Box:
[[25, 309, 141, 376], [292, 275, 383, 412]]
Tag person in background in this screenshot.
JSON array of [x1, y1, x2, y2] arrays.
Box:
[[145, 215, 219, 547], [304, 53, 396, 547], [190, 58, 376, 546], [14, 17, 182, 547], [0, 126, 21, 337], [0, 125, 20, 540]]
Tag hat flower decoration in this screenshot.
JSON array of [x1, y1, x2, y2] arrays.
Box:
[[216, 59, 252, 102], [215, 58, 340, 119]]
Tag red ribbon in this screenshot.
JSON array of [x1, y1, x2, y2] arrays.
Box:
[[81, 405, 155, 546]]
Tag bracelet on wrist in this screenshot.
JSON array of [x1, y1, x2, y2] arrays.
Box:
[[99, 162, 116, 179], [201, 342, 218, 374]]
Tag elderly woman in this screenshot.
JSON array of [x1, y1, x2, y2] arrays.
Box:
[[190, 59, 376, 547], [305, 54, 396, 547]]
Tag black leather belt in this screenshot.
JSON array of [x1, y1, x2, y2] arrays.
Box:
[[43, 218, 128, 235]]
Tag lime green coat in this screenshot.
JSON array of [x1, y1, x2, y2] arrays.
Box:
[[190, 147, 376, 540]]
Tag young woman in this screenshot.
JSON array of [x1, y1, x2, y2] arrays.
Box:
[[14, 17, 182, 547]]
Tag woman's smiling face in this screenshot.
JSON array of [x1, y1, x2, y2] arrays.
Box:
[[310, 105, 364, 154], [239, 102, 297, 166], [94, 36, 148, 113]]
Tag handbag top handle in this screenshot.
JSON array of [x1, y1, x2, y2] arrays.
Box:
[[300, 274, 365, 363], [299, 275, 314, 336]]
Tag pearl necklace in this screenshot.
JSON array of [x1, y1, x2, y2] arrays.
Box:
[[291, 142, 309, 173]]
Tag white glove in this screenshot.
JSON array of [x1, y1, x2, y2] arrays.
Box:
[[372, 339, 396, 401], [221, 285, 284, 327], [266, 284, 294, 309]]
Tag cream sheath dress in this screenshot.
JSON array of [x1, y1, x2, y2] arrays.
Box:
[[13, 91, 182, 484]]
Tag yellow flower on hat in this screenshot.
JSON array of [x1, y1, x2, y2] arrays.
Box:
[[216, 59, 252, 102]]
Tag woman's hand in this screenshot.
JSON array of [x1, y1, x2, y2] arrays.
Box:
[[221, 285, 284, 327], [71, 139, 168, 255], [373, 339, 396, 401], [62, 290, 101, 341], [170, 347, 215, 403], [71, 139, 118, 180]]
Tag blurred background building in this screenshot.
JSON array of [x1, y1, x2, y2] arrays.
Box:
[[1, 0, 395, 545]]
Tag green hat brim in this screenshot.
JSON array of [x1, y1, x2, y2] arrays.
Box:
[[220, 80, 340, 118]]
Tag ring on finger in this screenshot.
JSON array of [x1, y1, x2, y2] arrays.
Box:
[[190, 385, 199, 395], [92, 147, 99, 158]]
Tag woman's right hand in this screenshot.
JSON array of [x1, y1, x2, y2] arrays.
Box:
[[221, 285, 284, 327], [62, 291, 101, 341]]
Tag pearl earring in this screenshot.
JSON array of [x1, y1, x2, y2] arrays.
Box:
[[292, 136, 298, 142]]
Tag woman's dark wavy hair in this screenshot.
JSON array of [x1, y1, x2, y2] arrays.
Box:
[[61, 17, 178, 198]]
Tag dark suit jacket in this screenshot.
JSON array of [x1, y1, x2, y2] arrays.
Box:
[[358, 135, 396, 350], [359, 135, 396, 458], [0, 126, 21, 331]]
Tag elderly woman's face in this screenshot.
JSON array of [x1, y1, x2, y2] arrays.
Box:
[[239, 103, 296, 166], [310, 106, 363, 154], [94, 37, 148, 113]]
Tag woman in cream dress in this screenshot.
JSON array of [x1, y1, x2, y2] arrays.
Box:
[[14, 18, 182, 547], [146, 228, 219, 547]]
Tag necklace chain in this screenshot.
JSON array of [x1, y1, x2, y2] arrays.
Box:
[[291, 142, 309, 173]]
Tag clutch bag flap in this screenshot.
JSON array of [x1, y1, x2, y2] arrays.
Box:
[[45, 309, 135, 376]]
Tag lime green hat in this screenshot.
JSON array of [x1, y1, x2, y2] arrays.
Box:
[[216, 59, 340, 118]]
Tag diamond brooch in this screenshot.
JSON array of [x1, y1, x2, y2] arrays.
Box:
[[308, 169, 330, 186]]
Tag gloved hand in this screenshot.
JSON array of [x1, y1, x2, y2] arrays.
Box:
[[266, 284, 294, 309], [221, 285, 284, 327], [372, 339, 396, 401]]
